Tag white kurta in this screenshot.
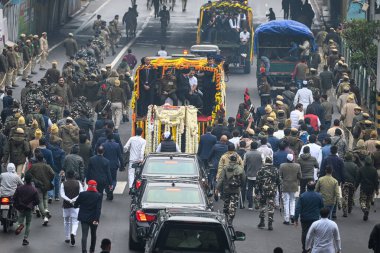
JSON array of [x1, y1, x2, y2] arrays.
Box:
[[306, 218, 341, 253]]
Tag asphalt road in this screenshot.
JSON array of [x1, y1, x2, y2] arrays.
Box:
[[0, 0, 378, 252]]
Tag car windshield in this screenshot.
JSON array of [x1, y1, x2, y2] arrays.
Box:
[[143, 186, 203, 205], [143, 158, 197, 176], [156, 223, 229, 252]]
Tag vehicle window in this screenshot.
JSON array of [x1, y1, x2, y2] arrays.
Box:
[[143, 186, 203, 204], [158, 224, 229, 252], [144, 159, 196, 175]]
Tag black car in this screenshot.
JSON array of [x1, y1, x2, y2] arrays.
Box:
[[144, 209, 246, 253], [129, 180, 213, 250], [132, 153, 208, 191]]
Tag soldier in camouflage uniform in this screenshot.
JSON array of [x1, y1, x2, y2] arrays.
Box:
[[216, 154, 245, 225], [356, 157, 379, 221], [26, 105, 46, 133], [342, 152, 359, 217], [256, 156, 281, 230]]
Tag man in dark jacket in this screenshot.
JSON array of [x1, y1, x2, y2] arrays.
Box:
[[78, 134, 92, 176], [63, 144, 85, 183], [102, 133, 123, 200], [197, 126, 217, 170], [369, 223, 380, 253], [273, 141, 289, 168], [211, 118, 231, 140], [100, 238, 111, 253], [297, 146, 319, 194], [244, 141, 263, 210], [156, 131, 180, 152], [75, 112, 94, 140], [208, 135, 228, 190], [74, 180, 102, 253], [356, 157, 379, 221], [294, 181, 324, 253], [27, 149, 55, 225], [44, 61, 60, 85], [320, 145, 345, 184], [319, 65, 334, 96], [267, 128, 280, 152], [342, 152, 359, 217], [38, 138, 56, 203], [14, 173, 39, 246], [86, 146, 113, 196], [48, 139, 65, 201]]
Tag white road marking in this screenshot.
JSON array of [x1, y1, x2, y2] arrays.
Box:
[[114, 181, 127, 194], [110, 10, 154, 68], [49, 0, 113, 52]]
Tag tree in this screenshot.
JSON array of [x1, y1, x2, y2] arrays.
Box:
[[342, 20, 380, 77]]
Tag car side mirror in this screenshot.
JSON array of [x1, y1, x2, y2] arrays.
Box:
[[234, 231, 246, 241]]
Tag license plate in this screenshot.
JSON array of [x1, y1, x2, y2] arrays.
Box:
[[0, 205, 9, 210]]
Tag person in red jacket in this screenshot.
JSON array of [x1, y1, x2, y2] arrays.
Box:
[[304, 107, 321, 132]]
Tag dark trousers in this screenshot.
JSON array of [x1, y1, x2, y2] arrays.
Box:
[[247, 179, 256, 208], [81, 222, 98, 253], [301, 220, 315, 252], [300, 178, 314, 195]]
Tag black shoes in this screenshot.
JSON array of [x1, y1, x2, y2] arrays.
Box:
[[65, 239, 70, 243], [70, 234, 75, 246], [363, 211, 369, 221], [283, 221, 290, 225], [268, 222, 273, 231], [22, 239, 29, 246], [257, 219, 265, 229]]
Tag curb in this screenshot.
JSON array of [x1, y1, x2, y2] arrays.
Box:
[[69, 1, 91, 19]]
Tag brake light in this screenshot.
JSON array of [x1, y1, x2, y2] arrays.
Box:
[[136, 210, 156, 222], [1, 197, 10, 205], [136, 180, 142, 189], [183, 49, 188, 55]]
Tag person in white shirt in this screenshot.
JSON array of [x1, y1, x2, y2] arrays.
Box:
[[229, 13, 240, 31], [229, 130, 241, 149], [294, 81, 313, 110], [273, 122, 285, 139], [299, 39, 311, 59], [290, 103, 304, 128], [123, 127, 147, 189], [306, 207, 342, 253], [239, 28, 250, 44], [257, 137, 274, 160], [157, 45, 168, 57]]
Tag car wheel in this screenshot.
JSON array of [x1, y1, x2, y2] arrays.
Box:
[[129, 225, 141, 250]]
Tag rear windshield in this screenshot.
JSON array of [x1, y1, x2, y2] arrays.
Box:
[[143, 159, 197, 176], [143, 186, 203, 205], [157, 223, 229, 252]]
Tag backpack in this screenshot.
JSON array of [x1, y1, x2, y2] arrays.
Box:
[[224, 161, 244, 189]]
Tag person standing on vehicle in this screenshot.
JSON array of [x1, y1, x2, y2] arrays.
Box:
[[156, 131, 180, 152], [256, 156, 281, 230], [14, 173, 39, 246], [266, 8, 276, 21], [305, 208, 342, 253], [216, 153, 245, 225], [282, 0, 290, 19], [27, 149, 55, 226], [0, 163, 23, 197], [74, 179, 102, 253], [87, 146, 113, 197], [292, 58, 308, 89], [279, 154, 302, 225], [244, 142, 263, 210], [60, 169, 83, 246], [124, 127, 146, 191], [294, 181, 324, 253]]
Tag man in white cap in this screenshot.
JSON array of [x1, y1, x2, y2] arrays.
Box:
[[294, 80, 313, 110], [39, 32, 49, 70], [63, 33, 78, 58], [279, 154, 301, 225], [156, 131, 180, 152]]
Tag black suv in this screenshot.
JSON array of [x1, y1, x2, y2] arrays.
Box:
[[132, 153, 208, 191], [129, 180, 213, 250], [144, 209, 246, 253]]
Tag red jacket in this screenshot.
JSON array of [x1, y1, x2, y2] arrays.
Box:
[[304, 114, 319, 131]]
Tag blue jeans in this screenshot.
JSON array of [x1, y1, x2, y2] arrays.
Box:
[[208, 168, 217, 190], [48, 172, 60, 199], [325, 205, 335, 219]]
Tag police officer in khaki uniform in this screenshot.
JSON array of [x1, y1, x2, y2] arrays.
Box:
[[39, 32, 49, 70]]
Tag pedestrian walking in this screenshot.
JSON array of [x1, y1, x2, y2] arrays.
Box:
[[369, 223, 380, 253], [217, 143, 243, 180], [102, 132, 124, 200], [14, 173, 39, 246], [123, 49, 138, 70], [107, 79, 126, 130], [63, 33, 78, 58], [74, 179, 102, 253], [244, 142, 263, 210], [197, 125, 217, 171], [297, 146, 319, 194], [63, 144, 85, 184], [61, 169, 83, 246], [356, 156, 379, 221], [100, 238, 112, 253], [215, 153, 245, 225], [124, 127, 146, 191], [316, 165, 339, 219], [305, 207, 342, 253], [26, 149, 55, 225], [279, 154, 301, 225], [294, 181, 324, 253], [342, 152, 358, 217], [208, 135, 228, 189], [256, 157, 281, 230], [86, 146, 113, 196]]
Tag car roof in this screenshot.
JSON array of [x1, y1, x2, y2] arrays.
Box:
[[146, 153, 197, 159], [159, 210, 226, 224], [146, 181, 200, 188], [167, 216, 221, 224]]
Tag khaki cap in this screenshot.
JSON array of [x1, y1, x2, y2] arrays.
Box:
[[276, 95, 284, 100], [343, 85, 350, 91], [354, 106, 362, 110], [105, 64, 112, 68], [331, 48, 338, 52], [275, 100, 283, 105], [364, 120, 373, 124], [16, 128, 24, 134], [362, 113, 370, 118], [20, 34, 26, 37], [291, 127, 298, 132], [265, 105, 272, 113], [114, 79, 120, 86], [262, 125, 269, 131], [68, 33, 74, 37], [267, 117, 274, 122]]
